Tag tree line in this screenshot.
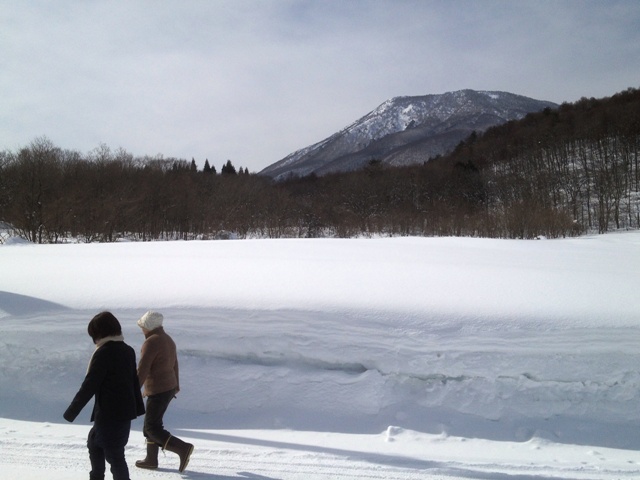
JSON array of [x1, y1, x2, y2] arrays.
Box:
[[1, 87, 638, 243], [441, 87, 640, 236]]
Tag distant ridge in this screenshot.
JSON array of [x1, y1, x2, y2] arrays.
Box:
[[260, 89, 557, 180]]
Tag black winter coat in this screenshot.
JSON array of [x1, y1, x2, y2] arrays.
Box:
[[64, 341, 145, 423]]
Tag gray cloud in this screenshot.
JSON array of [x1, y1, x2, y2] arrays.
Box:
[[1, 0, 639, 172]]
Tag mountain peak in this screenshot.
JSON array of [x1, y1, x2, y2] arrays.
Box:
[[260, 89, 557, 180]]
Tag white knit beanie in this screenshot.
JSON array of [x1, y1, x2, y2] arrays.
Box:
[[137, 310, 164, 330]]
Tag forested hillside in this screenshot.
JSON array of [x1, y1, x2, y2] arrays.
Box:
[[1, 88, 638, 243], [426, 87, 640, 237]]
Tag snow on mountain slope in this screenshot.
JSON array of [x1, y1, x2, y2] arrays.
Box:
[[260, 89, 557, 179]]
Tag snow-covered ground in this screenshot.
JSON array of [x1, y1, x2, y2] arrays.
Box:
[[1, 233, 640, 479]]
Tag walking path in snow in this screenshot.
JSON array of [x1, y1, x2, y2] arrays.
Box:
[[3, 419, 640, 480]]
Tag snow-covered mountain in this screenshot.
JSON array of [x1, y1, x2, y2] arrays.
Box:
[[260, 89, 557, 180]]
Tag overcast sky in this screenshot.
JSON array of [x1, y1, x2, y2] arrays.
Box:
[[2, 0, 639, 172]]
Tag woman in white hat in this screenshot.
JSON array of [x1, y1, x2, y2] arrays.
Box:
[[135, 310, 194, 473]]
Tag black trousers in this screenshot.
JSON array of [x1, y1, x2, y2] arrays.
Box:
[[88, 419, 131, 480], [142, 388, 176, 447]]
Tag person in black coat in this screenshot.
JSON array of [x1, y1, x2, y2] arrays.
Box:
[[64, 312, 145, 480]]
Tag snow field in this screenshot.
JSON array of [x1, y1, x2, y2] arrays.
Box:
[[1, 232, 640, 478]]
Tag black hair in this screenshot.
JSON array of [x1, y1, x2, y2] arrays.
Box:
[[87, 311, 122, 343]]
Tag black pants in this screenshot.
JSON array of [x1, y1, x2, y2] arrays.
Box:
[[88, 419, 131, 480], [143, 388, 176, 447]]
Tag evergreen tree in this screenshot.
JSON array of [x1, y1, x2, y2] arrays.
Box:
[[221, 160, 237, 175]]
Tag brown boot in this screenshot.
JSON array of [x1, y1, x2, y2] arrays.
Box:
[[164, 435, 194, 473], [135, 440, 159, 469]]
